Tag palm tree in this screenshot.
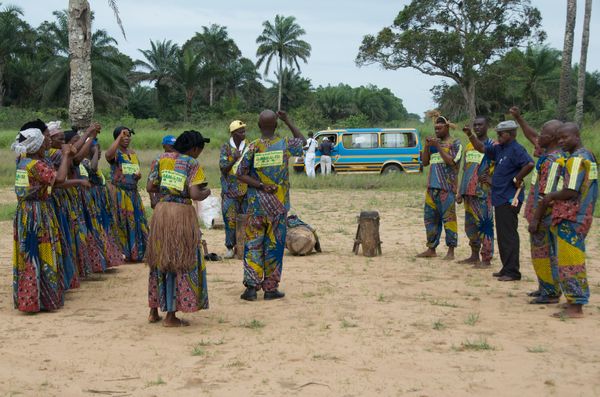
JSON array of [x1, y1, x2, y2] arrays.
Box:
[[0, 4, 29, 106], [134, 40, 180, 110], [256, 15, 311, 111], [575, 0, 593, 126], [40, 11, 131, 111], [266, 67, 311, 110], [557, 0, 577, 121], [184, 24, 240, 107], [172, 48, 204, 120]]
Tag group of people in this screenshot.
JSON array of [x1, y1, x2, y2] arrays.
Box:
[[418, 109, 598, 318], [11, 109, 305, 328], [11, 120, 148, 313]]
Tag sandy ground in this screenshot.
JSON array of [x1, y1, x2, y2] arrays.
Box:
[[0, 188, 599, 397]]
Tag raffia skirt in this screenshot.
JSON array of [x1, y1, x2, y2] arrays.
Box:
[[146, 201, 201, 272]]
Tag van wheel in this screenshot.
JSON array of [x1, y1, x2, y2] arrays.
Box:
[[382, 164, 402, 174]]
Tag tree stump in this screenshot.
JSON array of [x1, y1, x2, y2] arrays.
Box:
[[352, 211, 382, 257], [235, 213, 249, 259]]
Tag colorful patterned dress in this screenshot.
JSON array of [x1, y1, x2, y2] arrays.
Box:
[[13, 156, 64, 312], [524, 149, 565, 298], [424, 138, 462, 249], [236, 135, 304, 291], [108, 149, 148, 262], [80, 159, 124, 269], [46, 148, 80, 290], [550, 148, 598, 305], [147, 152, 209, 312], [219, 142, 248, 249], [458, 139, 494, 261]]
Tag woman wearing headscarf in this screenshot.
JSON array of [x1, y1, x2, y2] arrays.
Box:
[[105, 126, 148, 262], [12, 127, 73, 312], [146, 130, 211, 327]]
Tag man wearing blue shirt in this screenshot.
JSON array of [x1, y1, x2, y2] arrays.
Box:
[[465, 120, 534, 281]]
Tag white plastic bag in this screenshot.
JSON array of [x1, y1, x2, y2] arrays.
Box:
[[195, 195, 222, 229]]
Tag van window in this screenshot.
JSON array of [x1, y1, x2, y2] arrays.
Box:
[[342, 133, 378, 149], [381, 132, 417, 148]]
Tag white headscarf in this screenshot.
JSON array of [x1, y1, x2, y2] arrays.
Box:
[[11, 128, 45, 155], [47, 120, 62, 137]]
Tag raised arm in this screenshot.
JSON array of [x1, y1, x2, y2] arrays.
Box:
[[509, 107, 538, 147], [105, 131, 124, 162], [277, 111, 306, 144], [421, 138, 431, 167], [463, 127, 485, 153]]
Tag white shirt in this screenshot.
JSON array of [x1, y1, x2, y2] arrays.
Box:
[[305, 138, 318, 155]]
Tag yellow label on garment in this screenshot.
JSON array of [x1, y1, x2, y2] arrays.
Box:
[[558, 176, 564, 190], [15, 170, 29, 187], [589, 162, 598, 180], [100, 172, 106, 185], [79, 164, 89, 178], [254, 150, 283, 168], [430, 153, 443, 164], [530, 169, 538, 186], [160, 170, 186, 191], [465, 150, 484, 164], [122, 163, 140, 175]]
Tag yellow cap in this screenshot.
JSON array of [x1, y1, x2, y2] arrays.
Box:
[[229, 120, 246, 133]]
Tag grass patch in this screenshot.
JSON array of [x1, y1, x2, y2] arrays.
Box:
[[241, 319, 265, 330], [0, 203, 15, 221], [432, 320, 446, 330], [455, 338, 495, 352], [465, 313, 480, 326], [145, 376, 166, 387], [312, 353, 341, 361], [191, 345, 206, 357], [340, 319, 358, 328], [376, 293, 386, 302], [429, 299, 458, 308], [527, 346, 547, 353]]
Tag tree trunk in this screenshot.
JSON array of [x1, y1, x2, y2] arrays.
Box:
[[0, 62, 5, 107], [575, 0, 592, 127], [68, 0, 94, 130], [459, 78, 477, 122], [277, 56, 283, 111], [209, 77, 214, 107], [186, 90, 193, 121], [558, 0, 577, 121]]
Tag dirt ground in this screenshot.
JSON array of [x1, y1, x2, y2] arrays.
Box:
[[0, 188, 599, 397]]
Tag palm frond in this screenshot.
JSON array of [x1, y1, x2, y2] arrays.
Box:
[[107, 0, 126, 40]]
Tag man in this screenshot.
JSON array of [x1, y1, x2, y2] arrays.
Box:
[[530, 123, 598, 318], [417, 116, 462, 260], [467, 120, 534, 281], [457, 116, 495, 268], [219, 120, 248, 259], [318, 137, 334, 175], [150, 135, 177, 209], [511, 109, 565, 303], [303, 132, 318, 178], [236, 110, 305, 301]]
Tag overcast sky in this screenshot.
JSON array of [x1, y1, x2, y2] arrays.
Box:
[[14, 0, 600, 116]]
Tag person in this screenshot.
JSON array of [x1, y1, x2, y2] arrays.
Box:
[[146, 130, 211, 327], [510, 112, 565, 303], [467, 120, 534, 281], [417, 115, 462, 260], [303, 132, 318, 177], [530, 123, 598, 318], [105, 126, 149, 262], [150, 135, 177, 209], [457, 116, 495, 267], [12, 126, 73, 312], [219, 120, 248, 259], [236, 110, 305, 301], [318, 137, 334, 175]]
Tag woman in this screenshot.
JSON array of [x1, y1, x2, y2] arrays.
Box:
[[12, 127, 72, 312], [146, 130, 211, 327], [105, 126, 148, 262], [81, 141, 124, 268]]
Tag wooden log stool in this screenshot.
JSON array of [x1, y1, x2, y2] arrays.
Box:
[[235, 213, 250, 259], [352, 211, 382, 257]]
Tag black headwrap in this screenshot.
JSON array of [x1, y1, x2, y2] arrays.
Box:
[[113, 126, 135, 140], [64, 129, 79, 143], [20, 119, 48, 133], [174, 130, 210, 154]]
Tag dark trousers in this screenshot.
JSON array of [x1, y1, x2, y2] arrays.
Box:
[[494, 203, 522, 279]]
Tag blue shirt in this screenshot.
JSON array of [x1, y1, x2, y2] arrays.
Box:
[[484, 140, 533, 207]]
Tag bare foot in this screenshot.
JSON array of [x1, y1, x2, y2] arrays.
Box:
[[473, 261, 491, 269], [457, 256, 479, 264], [443, 247, 455, 260], [416, 248, 437, 258], [552, 304, 584, 319], [148, 308, 161, 323], [163, 312, 190, 327]]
